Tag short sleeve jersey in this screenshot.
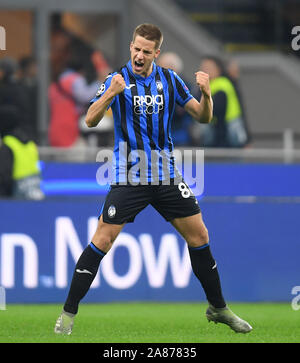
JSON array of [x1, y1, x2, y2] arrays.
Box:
[[90, 60, 193, 184]]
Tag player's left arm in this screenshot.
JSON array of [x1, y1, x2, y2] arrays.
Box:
[[184, 71, 213, 124]]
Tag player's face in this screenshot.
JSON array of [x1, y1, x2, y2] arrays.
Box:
[[130, 35, 160, 77]]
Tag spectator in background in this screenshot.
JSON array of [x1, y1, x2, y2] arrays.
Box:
[[193, 56, 250, 148], [226, 58, 251, 146], [48, 31, 111, 148], [157, 52, 193, 146], [0, 104, 44, 200], [0, 58, 43, 199], [80, 50, 114, 147], [227, 59, 240, 81], [0, 57, 30, 129], [18, 56, 39, 143]]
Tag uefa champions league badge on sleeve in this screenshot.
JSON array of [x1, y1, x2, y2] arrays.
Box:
[[96, 83, 106, 97]]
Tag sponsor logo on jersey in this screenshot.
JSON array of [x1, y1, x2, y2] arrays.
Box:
[[133, 95, 163, 115]]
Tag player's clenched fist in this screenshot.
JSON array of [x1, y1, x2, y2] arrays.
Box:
[[110, 74, 126, 95], [195, 71, 211, 98]]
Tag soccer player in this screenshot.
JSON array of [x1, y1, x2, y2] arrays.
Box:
[[55, 23, 252, 335]]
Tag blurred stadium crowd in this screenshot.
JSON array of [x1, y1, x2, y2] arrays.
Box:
[[0, 13, 253, 199], [0, 20, 251, 149]]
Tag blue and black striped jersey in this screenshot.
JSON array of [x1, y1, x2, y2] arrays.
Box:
[[90, 60, 194, 184]]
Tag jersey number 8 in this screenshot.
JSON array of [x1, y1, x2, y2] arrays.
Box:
[[178, 182, 191, 199]]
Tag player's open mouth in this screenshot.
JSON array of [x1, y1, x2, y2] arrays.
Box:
[[134, 60, 144, 71]]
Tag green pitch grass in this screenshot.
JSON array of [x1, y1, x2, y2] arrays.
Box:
[[0, 303, 299, 343]]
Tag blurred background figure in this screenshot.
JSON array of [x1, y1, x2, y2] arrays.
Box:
[[157, 52, 193, 146], [226, 58, 251, 147], [0, 105, 44, 200], [226, 59, 240, 81], [0, 57, 44, 200], [17, 56, 39, 143], [193, 56, 250, 148], [0, 57, 31, 132], [80, 50, 114, 148], [48, 29, 112, 149]]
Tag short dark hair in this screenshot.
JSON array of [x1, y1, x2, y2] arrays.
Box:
[[132, 23, 163, 50]]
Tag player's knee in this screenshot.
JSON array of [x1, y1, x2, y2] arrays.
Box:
[[202, 227, 210, 244], [198, 225, 209, 245], [92, 233, 114, 253], [187, 226, 209, 247]]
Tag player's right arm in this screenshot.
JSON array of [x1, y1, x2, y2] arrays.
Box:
[[85, 74, 125, 128]]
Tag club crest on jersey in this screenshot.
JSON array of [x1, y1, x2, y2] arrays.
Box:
[[96, 83, 106, 97], [156, 80, 163, 92]]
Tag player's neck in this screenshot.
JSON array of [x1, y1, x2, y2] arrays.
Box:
[[143, 64, 153, 78]]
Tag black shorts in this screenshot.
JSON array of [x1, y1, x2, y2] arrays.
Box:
[[100, 180, 201, 224]]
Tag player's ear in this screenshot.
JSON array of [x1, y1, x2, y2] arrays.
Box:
[[130, 42, 133, 51], [154, 48, 161, 59]]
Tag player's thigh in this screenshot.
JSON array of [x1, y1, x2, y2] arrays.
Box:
[[91, 214, 125, 253], [171, 213, 209, 247]]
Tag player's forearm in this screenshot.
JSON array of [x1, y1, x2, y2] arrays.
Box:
[[193, 71, 213, 123], [197, 94, 213, 124], [85, 89, 115, 128]]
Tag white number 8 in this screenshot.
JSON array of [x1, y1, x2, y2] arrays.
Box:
[[178, 182, 191, 199]]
